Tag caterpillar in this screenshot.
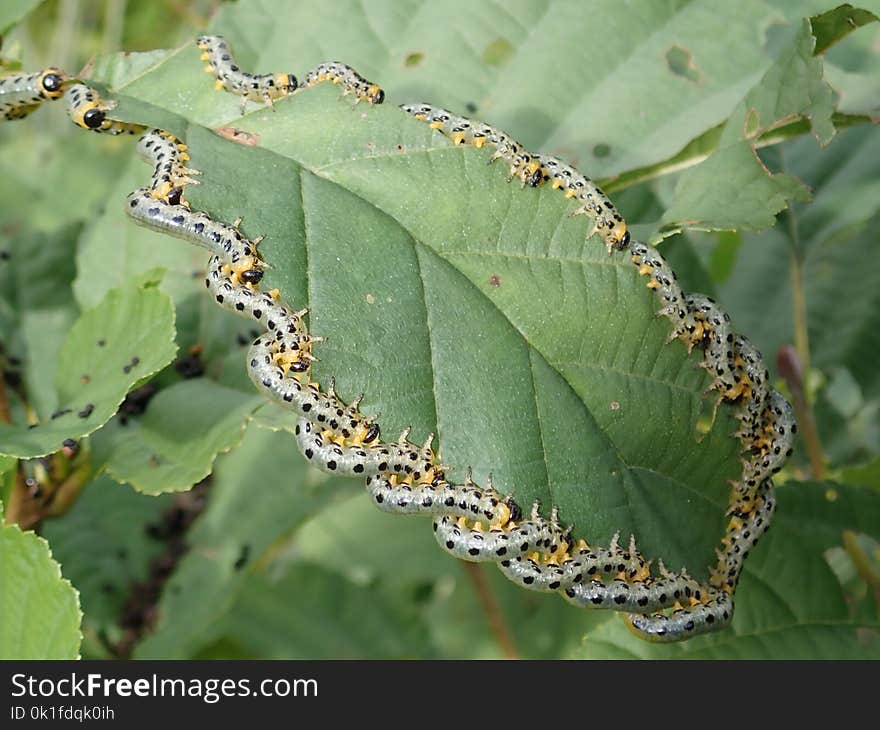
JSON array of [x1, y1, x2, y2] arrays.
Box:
[[64, 83, 145, 136], [0, 67, 69, 120], [196, 35, 298, 112], [303, 62, 384, 104], [399, 102, 629, 254]]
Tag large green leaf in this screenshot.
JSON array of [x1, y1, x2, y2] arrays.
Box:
[[0, 283, 177, 458], [81, 82, 749, 588], [0, 522, 82, 659], [70, 1, 876, 596], [12, 0, 871, 657]]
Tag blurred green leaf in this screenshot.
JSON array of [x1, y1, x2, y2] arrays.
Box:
[[721, 125, 880, 400], [0, 522, 81, 659], [189, 0, 801, 178], [661, 18, 838, 234], [0, 0, 44, 35], [840, 458, 880, 488], [198, 563, 437, 659], [0, 283, 177, 458], [94, 380, 263, 495], [41, 475, 173, 630], [134, 425, 359, 658]]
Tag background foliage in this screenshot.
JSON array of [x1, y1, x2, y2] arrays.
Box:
[[0, 0, 878, 659]]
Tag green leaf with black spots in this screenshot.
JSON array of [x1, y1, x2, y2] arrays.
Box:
[[94, 380, 264, 494], [0, 283, 176, 458]]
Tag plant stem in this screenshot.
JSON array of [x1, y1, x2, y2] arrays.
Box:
[[0, 371, 10, 424], [461, 562, 519, 659], [49, 0, 81, 72], [782, 202, 813, 380], [843, 530, 880, 605], [778, 345, 825, 479], [102, 0, 126, 54]]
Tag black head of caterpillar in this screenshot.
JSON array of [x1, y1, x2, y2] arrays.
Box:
[[39, 68, 68, 98], [240, 268, 264, 285], [82, 107, 106, 129]]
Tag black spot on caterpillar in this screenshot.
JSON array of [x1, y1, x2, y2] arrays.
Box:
[[0, 67, 70, 121], [197, 35, 298, 113], [399, 102, 629, 253]]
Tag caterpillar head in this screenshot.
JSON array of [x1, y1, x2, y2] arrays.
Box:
[[525, 167, 544, 188], [610, 222, 630, 250], [196, 35, 221, 50], [240, 267, 265, 286], [81, 105, 107, 130], [274, 72, 298, 93], [39, 68, 68, 99], [366, 84, 384, 104], [506, 498, 522, 524]]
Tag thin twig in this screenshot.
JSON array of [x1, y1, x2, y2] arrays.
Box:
[[778, 345, 825, 479], [789, 243, 812, 378], [843, 530, 880, 606], [0, 370, 10, 424], [101, 0, 126, 54], [461, 562, 519, 659]]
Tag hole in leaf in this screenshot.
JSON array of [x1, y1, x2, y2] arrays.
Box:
[[665, 45, 701, 83], [593, 143, 611, 158]]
